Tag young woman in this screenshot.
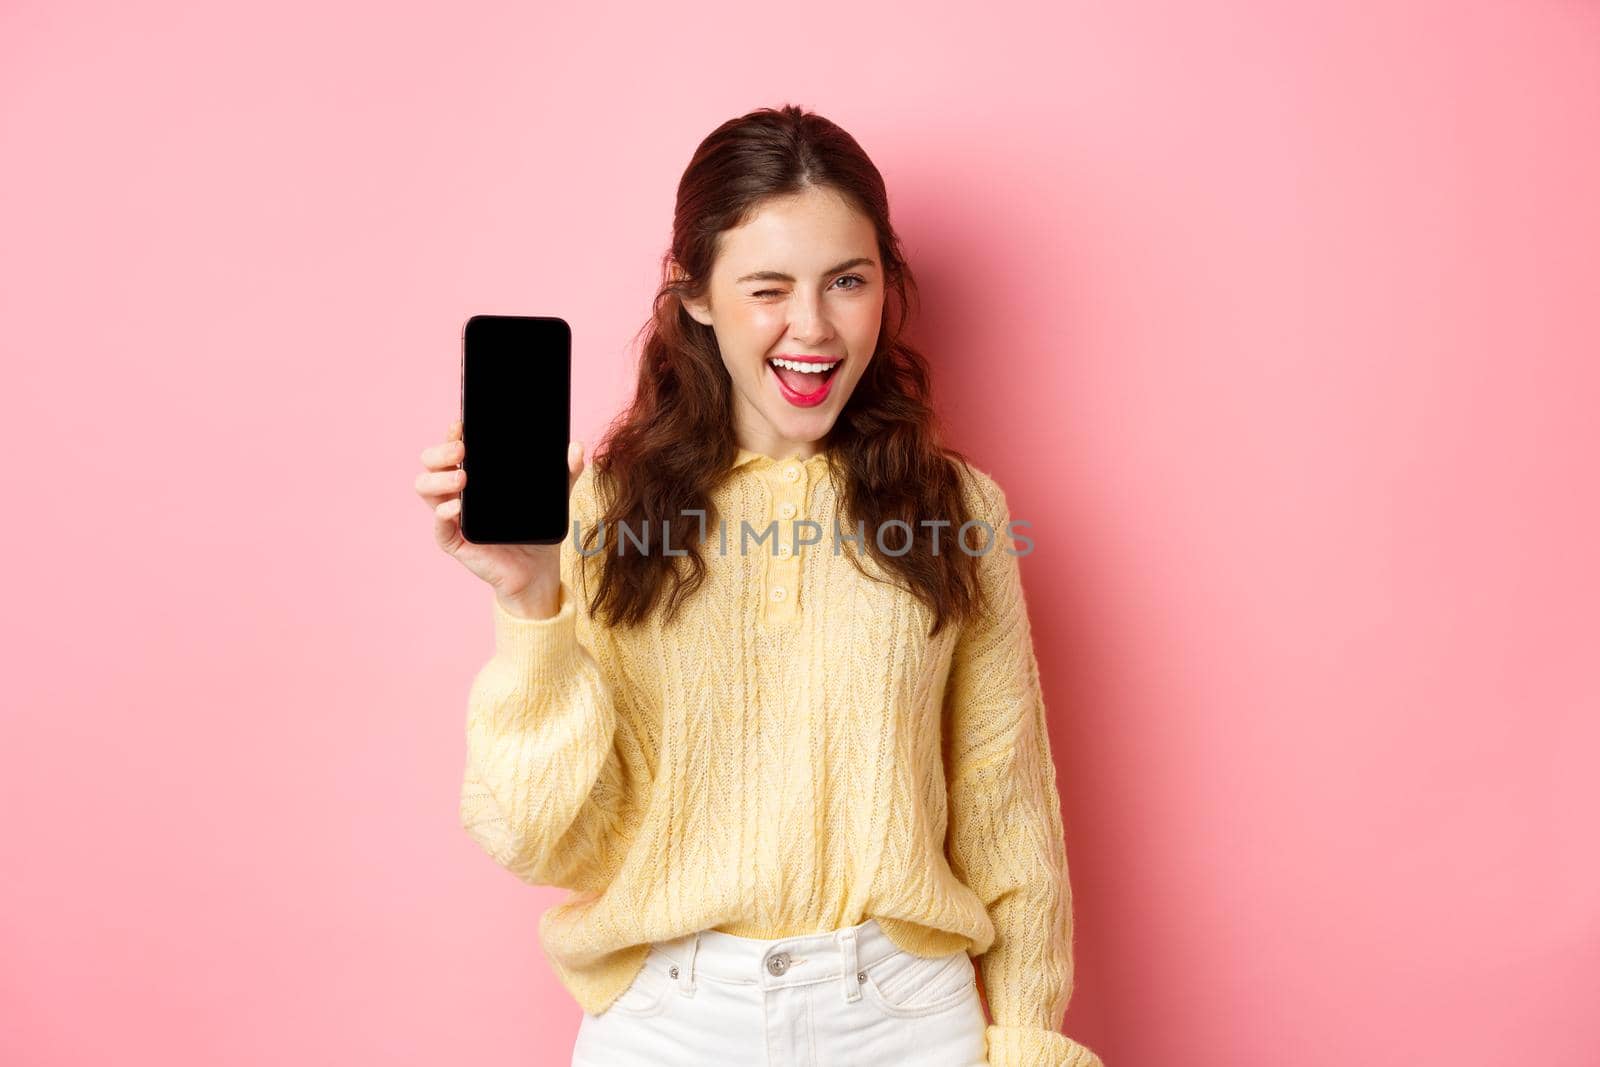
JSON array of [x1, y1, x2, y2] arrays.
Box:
[[415, 105, 1104, 1067]]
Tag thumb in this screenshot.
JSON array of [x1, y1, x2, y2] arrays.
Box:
[[568, 440, 585, 491]]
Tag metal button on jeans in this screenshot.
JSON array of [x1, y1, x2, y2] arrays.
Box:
[[766, 951, 790, 975]]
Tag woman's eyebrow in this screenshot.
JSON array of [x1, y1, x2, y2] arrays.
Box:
[[736, 257, 876, 284]]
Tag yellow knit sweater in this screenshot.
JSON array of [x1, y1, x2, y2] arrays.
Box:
[[459, 447, 1103, 1067]]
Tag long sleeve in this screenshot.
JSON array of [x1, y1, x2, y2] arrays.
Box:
[[943, 476, 1104, 1067], [458, 465, 647, 896]]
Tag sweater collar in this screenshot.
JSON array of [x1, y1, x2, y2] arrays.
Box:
[[732, 446, 835, 471]]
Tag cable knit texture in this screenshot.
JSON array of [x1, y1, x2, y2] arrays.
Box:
[[459, 447, 1103, 1067]]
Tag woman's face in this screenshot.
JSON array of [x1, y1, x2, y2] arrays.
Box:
[[681, 186, 885, 459]]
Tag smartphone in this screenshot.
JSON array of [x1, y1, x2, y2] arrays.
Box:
[[458, 314, 572, 545]]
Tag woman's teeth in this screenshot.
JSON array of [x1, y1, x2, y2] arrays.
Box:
[[769, 357, 841, 374]]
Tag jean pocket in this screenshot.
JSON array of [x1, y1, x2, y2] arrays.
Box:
[[605, 948, 677, 1019], [860, 949, 977, 1018]]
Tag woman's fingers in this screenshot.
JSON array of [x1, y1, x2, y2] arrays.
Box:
[[421, 425, 575, 547], [433, 495, 464, 553], [415, 466, 465, 503], [420, 437, 465, 471], [431, 421, 463, 554], [416, 429, 467, 510]]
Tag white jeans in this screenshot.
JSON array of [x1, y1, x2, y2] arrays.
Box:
[[571, 917, 988, 1067]]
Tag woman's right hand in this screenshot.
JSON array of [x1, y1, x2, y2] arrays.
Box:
[[416, 418, 585, 619]]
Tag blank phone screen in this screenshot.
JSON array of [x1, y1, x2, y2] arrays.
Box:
[[459, 315, 571, 545]]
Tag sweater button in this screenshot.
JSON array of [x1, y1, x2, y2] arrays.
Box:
[[769, 586, 787, 602], [766, 952, 790, 975], [779, 501, 797, 519], [782, 464, 800, 482]]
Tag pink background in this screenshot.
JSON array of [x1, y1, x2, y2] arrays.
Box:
[[4, 2, 1597, 1064]]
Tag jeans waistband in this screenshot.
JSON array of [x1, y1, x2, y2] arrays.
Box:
[[650, 916, 906, 997]]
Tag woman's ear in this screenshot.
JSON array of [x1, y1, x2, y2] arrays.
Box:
[[681, 297, 713, 327], [670, 259, 714, 327]]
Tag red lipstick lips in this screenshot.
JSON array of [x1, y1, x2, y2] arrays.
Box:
[[767, 354, 843, 408]]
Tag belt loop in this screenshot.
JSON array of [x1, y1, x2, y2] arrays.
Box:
[[678, 932, 700, 995], [837, 927, 861, 1003]]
